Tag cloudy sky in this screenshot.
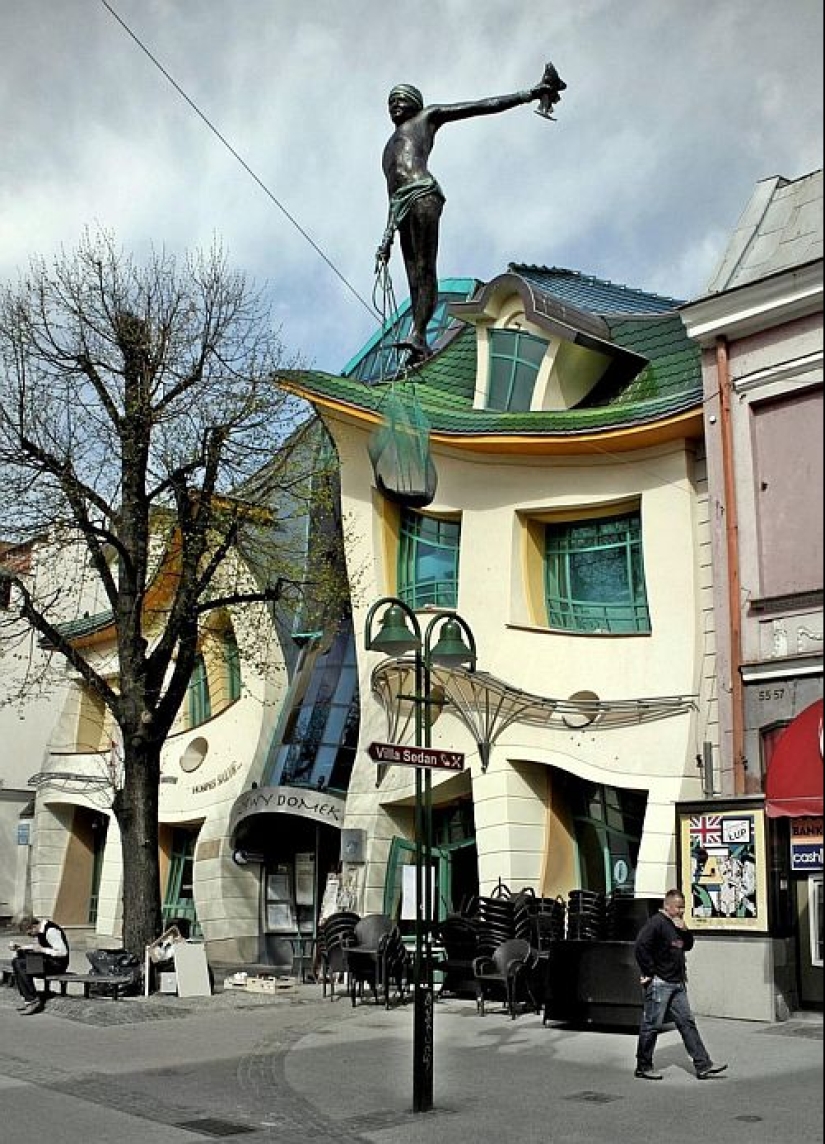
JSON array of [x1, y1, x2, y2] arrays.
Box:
[[1, 1, 822, 373]]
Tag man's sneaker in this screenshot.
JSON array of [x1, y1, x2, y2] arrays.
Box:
[[697, 1063, 728, 1079], [634, 1067, 663, 1080], [19, 1000, 43, 1016]]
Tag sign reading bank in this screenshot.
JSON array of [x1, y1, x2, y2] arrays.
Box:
[[790, 816, 823, 873]]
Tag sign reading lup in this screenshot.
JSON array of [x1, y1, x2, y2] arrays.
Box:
[[368, 741, 465, 772]]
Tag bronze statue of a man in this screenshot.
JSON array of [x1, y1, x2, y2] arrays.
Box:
[[377, 66, 565, 363]]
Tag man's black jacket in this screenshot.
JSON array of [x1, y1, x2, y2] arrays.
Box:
[[634, 911, 694, 983]]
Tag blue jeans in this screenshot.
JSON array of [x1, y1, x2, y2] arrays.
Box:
[[636, 977, 712, 1074]]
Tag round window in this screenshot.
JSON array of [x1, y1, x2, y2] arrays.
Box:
[[179, 736, 209, 773], [562, 690, 601, 729]]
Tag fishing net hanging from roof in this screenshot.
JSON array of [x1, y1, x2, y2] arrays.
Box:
[[368, 382, 437, 507]]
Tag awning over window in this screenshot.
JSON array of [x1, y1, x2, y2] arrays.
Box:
[[765, 699, 823, 818]]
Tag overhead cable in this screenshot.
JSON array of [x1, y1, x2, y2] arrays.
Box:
[[100, 0, 379, 321]]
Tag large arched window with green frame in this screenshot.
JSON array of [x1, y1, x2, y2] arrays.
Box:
[[544, 510, 651, 634]]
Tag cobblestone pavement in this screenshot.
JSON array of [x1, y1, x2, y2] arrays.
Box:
[[0, 976, 377, 1143]]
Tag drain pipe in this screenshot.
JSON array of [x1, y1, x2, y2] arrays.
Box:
[[716, 335, 747, 794]]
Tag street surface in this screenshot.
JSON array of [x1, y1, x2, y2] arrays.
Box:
[[0, 972, 821, 1143]]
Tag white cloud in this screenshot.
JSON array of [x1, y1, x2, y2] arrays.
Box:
[[1, 0, 822, 371]]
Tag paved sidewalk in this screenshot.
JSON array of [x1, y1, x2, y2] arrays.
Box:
[[0, 974, 821, 1144]]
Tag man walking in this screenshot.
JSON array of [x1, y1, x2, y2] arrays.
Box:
[[9, 914, 70, 1015], [634, 889, 728, 1080]]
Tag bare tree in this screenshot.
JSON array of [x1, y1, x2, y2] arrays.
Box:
[[0, 229, 346, 954]]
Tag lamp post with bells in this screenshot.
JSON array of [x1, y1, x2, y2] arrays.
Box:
[[364, 597, 476, 1113]]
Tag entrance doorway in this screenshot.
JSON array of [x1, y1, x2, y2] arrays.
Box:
[[162, 825, 202, 937]]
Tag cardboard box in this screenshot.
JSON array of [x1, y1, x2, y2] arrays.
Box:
[[223, 975, 295, 995], [158, 972, 177, 994]]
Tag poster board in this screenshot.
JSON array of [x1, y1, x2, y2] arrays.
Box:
[[295, 852, 315, 906], [265, 871, 297, 932], [677, 798, 768, 933], [319, 873, 340, 922], [172, 941, 211, 997], [401, 864, 436, 921]]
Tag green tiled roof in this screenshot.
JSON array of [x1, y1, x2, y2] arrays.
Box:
[[51, 609, 114, 642], [285, 269, 702, 438], [511, 265, 683, 313]]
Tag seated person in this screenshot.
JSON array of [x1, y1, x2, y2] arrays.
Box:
[[9, 914, 70, 1016]]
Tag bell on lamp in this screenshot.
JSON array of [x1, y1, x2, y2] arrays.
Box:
[[428, 617, 475, 667], [367, 603, 420, 656]]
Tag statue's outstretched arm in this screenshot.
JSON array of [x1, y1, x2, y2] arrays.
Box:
[[429, 62, 565, 126]]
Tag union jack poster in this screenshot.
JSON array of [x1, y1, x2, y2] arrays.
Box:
[[678, 801, 768, 933], [689, 814, 722, 848]]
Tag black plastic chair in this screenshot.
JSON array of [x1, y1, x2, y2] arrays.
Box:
[[318, 911, 359, 999], [473, 937, 540, 1019], [345, 913, 393, 1007], [436, 915, 481, 998], [379, 926, 410, 1008]]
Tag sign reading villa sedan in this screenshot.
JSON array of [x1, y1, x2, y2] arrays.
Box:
[[368, 741, 465, 772]]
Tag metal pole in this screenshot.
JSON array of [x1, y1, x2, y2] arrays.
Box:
[[422, 650, 435, 1064], [412, 645, 433, 1113]]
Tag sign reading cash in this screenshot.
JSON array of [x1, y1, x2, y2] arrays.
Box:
[[368, 741, 465, 772]]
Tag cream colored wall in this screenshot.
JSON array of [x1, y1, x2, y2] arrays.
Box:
[[28, 565, 287, 949], [324, 408, 712, 909], [29, 801, 75, 922]]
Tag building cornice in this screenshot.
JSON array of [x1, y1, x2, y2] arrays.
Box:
[[680, 260, 823, 346], [293, 391, 704, 456]]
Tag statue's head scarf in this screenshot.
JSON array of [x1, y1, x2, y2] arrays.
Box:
[[389, 84, 424, 111]]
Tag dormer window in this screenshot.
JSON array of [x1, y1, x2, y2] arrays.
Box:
[[487, 329, 547, 411]]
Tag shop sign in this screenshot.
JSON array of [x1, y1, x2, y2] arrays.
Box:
[[228, 784, 346, 837], [790, 816, 823, 873]]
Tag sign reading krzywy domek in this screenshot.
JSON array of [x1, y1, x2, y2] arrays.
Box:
[[228, 785, 347, 839]]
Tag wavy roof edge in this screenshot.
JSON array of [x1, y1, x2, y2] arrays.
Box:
[[283, 265, 702, 437]]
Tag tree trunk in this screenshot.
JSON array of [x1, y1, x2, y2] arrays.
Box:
[[113, 738, 163, 956]]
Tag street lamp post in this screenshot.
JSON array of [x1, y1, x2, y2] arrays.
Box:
[[364, 597, 476, 1114]]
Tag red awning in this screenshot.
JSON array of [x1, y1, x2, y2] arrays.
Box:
[[765, 699, 823, 818]]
